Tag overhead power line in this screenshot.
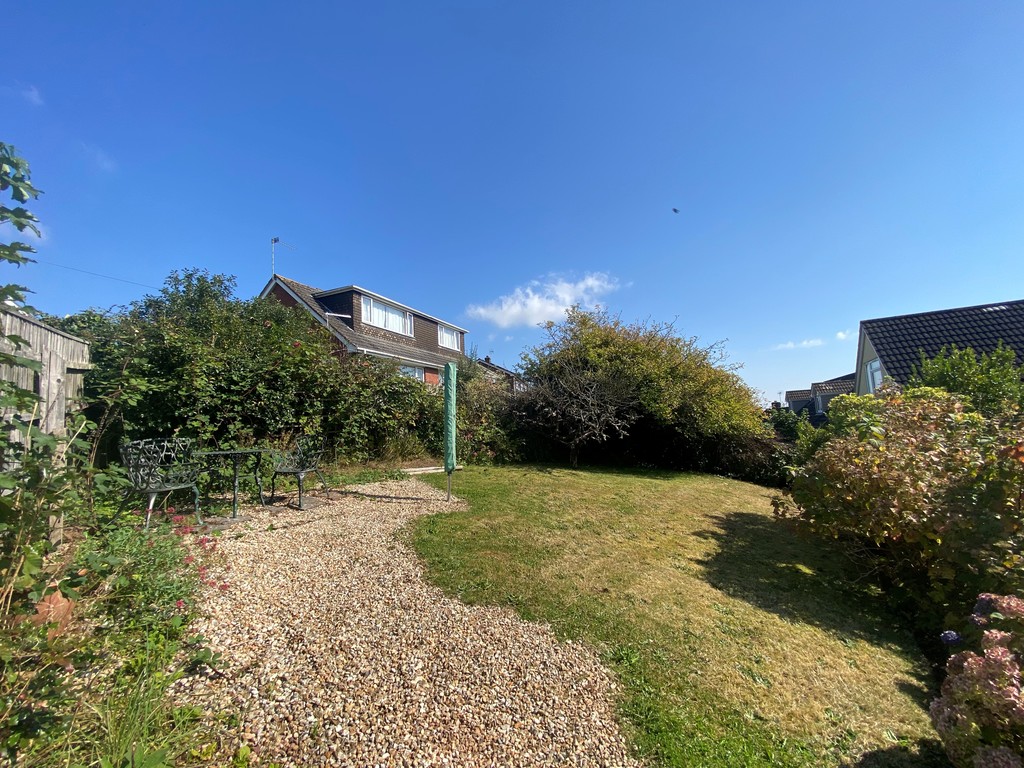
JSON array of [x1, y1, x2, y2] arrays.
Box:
[[30, 258, 160, 290]]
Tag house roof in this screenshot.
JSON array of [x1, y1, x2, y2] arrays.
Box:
[[262, 275, 465, 370], [811, 373, 855, 396], [861, 299, 1024, 385], [478, 356, 520, 379], [316, 284, 468, 333], [784, 389, 812, 402]]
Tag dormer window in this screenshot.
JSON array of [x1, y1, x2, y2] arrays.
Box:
[[362, 295, 414, 336], [438, 324, 460, 351]]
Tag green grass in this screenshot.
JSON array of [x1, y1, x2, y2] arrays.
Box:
[[411, 465, 949, 768]]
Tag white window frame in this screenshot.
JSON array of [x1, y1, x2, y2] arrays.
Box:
[[866, 358, 883, 393], [362, 295, 414, 336], [438, 324, 460, 351], [399, 365, 425, 382]]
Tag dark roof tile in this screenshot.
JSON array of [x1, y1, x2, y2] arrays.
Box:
[[862, 299, 1024, 384]]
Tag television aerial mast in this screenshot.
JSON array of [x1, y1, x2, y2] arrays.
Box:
[[271, 237, 296, 275]]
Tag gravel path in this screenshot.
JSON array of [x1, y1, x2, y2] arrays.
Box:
[[174, 478, 641, 767]]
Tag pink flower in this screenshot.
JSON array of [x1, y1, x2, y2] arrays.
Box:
[[175, 600, 185, 609], [219, 582, 230, 591], [983, 630, 1014, 649], [183, 555, 195, 565]]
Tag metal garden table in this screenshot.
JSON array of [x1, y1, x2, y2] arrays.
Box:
[[198, 448, 271, 518]]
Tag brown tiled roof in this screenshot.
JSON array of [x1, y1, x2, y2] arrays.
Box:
[[784, 389, 812, 401], [270, 275, 464, 370], [862, 299, 1024, 385]]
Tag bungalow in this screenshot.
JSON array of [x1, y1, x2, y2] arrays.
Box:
[[784, 373, 854, 425], [854, 299, 1024, 395], [477, 355, 527, 393], [261, 274, 467, 385]]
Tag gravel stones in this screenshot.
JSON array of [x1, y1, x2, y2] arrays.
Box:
[[173, 479, 641, 767]]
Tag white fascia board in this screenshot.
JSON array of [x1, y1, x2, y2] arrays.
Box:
[[357, 347, 445, 370]]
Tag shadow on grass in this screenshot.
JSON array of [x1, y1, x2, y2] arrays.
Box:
[[514, 462, 685, 482], [694, 511, 909, 645], [853, 740, 950, 768]]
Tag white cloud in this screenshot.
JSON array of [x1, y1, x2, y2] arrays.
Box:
[[504, 335, 514, 342], [773, 338, 824, 351], [21, 85, 43, 107], [467, 272, 620, 328], [835, 330, 852, 341], [81, 143, 117, 173]]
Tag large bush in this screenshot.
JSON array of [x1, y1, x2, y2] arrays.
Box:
[[54, 271, 450, 464], [775, 386, 1024, 629], [515, 307, 770, 476]]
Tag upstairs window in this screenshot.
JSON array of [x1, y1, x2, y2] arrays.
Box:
[[866, 358, 883, 393], [438, 324, 460, 351], [362, 295, 413, 336]]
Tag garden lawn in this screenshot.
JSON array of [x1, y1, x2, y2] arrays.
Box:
[[411, 466, 948, 768]]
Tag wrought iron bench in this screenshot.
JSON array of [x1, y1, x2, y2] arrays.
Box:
[[270, 436, 330, 509], [120, 438, 202, 528]]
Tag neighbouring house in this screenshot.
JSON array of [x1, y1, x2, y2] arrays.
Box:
[[0, 311, 91, 437], [477, 355, 527, 393], [854, 299, 1024, 395], [784, 373, 854, 425], [783, 388, 812, 415], [260, 274, 467, 384]]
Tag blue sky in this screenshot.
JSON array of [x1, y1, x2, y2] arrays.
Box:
[[6, 2, 1024, 401]]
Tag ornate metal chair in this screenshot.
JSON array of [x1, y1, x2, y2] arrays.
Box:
[[270, 436, 330, 509], [120, 438, 202, 528]]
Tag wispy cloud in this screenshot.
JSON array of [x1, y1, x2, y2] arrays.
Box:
[[467, 272, 620, 328], [1, 83, 44, 107], [21, 85, 43, 107], [773, 338, 824, 351], [81, 143, 117, 173], [835, 329, 852, 341]]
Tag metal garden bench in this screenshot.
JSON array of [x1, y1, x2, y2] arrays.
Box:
[[270, 436, 330, 509], [120, 438, 202, 528]]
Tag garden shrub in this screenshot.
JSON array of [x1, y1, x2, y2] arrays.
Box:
[[775, 385, 1024, 634], [54, 272, 470, 466], [911, 342, 1024, 418], [516, 306, 770, 473], [456, 362, 520, 465], [931, 593, 1024, 767], [766, 406, 804, 442]]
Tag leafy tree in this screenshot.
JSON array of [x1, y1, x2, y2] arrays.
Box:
[[910, 342, 1023, 418], [55, 270, 452, 465], [765, 406, 808, 443], [517, 307, 769, 473], [0, 143, 42, 410]]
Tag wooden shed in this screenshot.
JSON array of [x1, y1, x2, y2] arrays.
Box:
[[1, 311, 91, 435]]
